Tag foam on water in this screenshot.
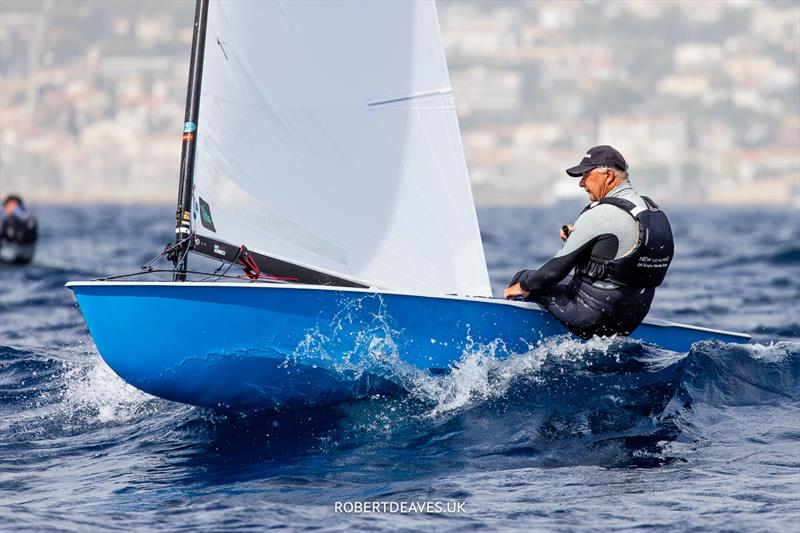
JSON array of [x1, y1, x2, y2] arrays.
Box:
[[358, 334, 631, 417], [398, 338, 544, 416], [59, 353, 158, 424]]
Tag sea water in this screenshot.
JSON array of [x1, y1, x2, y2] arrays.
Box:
[[1, 203, 798, 531]]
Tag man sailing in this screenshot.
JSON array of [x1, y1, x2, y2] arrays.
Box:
[[503, 145, 674, 338], [1, 195, 38, 265]]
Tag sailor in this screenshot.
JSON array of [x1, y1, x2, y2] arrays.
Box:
[[503, 145, 674, 338], [1, 195, 38, 265]]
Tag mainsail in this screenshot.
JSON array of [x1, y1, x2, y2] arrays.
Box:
[[190, 0, 491, 296]]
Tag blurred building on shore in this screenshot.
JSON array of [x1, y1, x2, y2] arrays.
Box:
[[1, 0, 798, 206]]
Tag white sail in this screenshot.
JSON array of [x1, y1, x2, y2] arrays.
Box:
[[192, 0, 491, 296]]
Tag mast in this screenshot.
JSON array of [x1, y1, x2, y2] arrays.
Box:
[[173, 0, 209, 281]]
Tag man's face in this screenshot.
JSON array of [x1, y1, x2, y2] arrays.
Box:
[[579, 168, 609, 202], [3, 200, 19, 216]]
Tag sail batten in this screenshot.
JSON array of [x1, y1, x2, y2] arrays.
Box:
[[192, 0, 491, 296], [368, 89, 452, 108]]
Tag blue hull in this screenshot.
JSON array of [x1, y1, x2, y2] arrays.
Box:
[[67, 282, 750, 409]]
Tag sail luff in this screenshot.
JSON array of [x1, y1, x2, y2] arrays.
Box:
[[173, 0, 209, 281]]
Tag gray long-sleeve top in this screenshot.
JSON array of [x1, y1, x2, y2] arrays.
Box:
[[518, 182, 646, 292]]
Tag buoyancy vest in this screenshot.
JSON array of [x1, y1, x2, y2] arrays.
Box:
[[577, 196, 673, 288]]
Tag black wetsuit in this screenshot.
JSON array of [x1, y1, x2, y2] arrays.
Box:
[[510, 183, 673, 338], [0, 205, 38, 265]]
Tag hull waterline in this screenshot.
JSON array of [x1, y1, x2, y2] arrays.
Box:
[[66, 281, 750, 410]]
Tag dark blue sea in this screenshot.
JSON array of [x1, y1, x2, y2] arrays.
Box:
[[2, 202, 799, 531]]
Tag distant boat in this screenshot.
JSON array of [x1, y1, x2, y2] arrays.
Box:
[[67, 0, 749, 410], [552, 179, 588, 200]]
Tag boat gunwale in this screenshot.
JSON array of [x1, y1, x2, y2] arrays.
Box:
[[65, 280, 752, 341]]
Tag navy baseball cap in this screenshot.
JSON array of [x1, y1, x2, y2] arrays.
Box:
[[566, 145, 628, 177]]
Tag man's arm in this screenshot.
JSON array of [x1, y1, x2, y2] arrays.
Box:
[[516, 248, 589, 291], [511, 207, 619, 294]]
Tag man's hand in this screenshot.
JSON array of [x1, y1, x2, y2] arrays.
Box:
[[560, 224, 574, 241], [503, 283, 530, 300]]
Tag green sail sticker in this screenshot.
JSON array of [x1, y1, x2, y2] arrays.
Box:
[[198, 197, 216, 232]]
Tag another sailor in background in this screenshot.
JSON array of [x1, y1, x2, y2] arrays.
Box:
[[503, 145, 674, 338], [1, 195, 38, 265]]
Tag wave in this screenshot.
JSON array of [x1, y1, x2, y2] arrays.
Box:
[[2, 337, 798, 472], [768, 245, 800, 265], [0, 344, 166, 442]]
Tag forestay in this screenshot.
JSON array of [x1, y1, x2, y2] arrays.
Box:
[[191, 0, 491, 296]]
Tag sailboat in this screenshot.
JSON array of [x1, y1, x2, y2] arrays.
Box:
[[67, 0, 749, 410]]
